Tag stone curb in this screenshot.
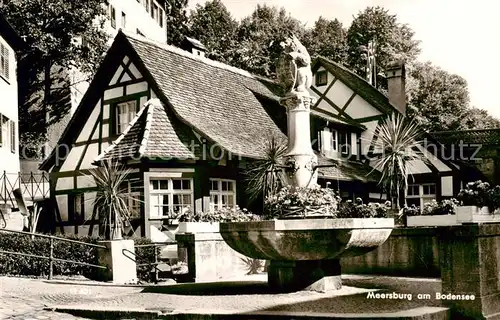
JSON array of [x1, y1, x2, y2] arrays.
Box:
[[43, 279, 177, 287], [45, 306, 451, 319]]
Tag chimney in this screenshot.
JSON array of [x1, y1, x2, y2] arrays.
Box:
[[180, 36, 207, 58], [385, 60, 406, 115]]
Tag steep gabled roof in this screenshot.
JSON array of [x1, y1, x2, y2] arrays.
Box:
[[124, 33, 286, 159], [312, 56, 401, 116], [95, 99, 198, 162], [430, 128, 500, 146]]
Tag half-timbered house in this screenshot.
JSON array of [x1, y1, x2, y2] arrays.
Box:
[[40, 31, 467, 238]]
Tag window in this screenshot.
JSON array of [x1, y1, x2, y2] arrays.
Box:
[[315, 70, 328, 86], [209, 179, 236, 211], [109, 5, 116, 29], [144, 0, 150, 12], [151, 3, 159, 20], [159, 9, 164, 27], [149, 178, 193, 218], [406, 183, 436, 208], [120, 179, 141, 219], [0, 115, 9, 149], [318, 127, 337, 152], [114, 100, 137, 134], [121, 11, 126, 28], [0, 42, 9, 81], [338, 131, 351, 155]]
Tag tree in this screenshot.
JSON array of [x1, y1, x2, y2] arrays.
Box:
[[459, 107, 500, 130], [166, 0, 190, 47], [1, 0, 109, 157], [347, 6, 420, 84], [188, 0, 238, 64], [232, 5, 306, 78], [406, 61, 475, 132], [371, 114, 426, 209], [302, 16, 348, 64]]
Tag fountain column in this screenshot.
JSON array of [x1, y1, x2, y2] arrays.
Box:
[[280, 92, 318, 188]]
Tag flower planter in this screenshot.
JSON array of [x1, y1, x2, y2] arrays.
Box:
[[177, 222, 219, 234], [456, 206, 500, 223], [406, 214, 459, 227], [220, 218, 394, 292]]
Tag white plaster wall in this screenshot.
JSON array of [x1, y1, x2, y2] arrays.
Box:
[[326, 80, 353, 108], [106, 0, 167, 44], [360, 120, 379, 154], [76, 105, 100, 143], [0, 36, 20, 176], [344, 95, 381, 119], [316, 100, 339, 115]]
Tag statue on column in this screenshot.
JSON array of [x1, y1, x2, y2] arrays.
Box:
[[277, 34, 313, 98]]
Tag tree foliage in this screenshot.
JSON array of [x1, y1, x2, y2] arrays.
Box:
[[166, 0, 190, 47], [1, 0, 110, 155], [188, 0, 238, 64], [302, 16, 348, 64], [231, 4, 306, 78], [346, 6, 421, 82], [406, 61, 478, 132]]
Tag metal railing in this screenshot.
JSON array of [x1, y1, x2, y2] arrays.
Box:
[[0, 172, 50, 208], [123, 242, 176, 283], [0, 228, 108, 280]]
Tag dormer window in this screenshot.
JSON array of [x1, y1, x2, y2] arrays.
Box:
[[315, 70, 328, 86], [114, 100, 138, 135]]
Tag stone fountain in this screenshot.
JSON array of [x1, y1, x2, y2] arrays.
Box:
[[220, 35, 394, 292]]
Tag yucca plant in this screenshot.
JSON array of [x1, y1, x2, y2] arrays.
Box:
[[245, 134, 288, 204], [370, 113, 426, 209], [86, 159, 137, 240]]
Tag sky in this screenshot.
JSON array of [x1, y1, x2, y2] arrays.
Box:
[[188, 0, 500, 119]]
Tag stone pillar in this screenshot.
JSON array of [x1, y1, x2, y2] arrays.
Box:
[[268, 259, 341, 293], [96, 239, 137, 284], [439, 224, 500, 319], [280, 93, 318, 188]]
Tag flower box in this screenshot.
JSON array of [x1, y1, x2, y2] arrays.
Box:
[[456, 206, 500, 223], [406, 214, 459, 227], [177, 221, 219, 234]]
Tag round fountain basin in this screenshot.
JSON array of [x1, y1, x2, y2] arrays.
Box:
[[220, 218, 394, 261]]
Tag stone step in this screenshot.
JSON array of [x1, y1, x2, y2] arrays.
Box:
[[47, 306, 451, 319]]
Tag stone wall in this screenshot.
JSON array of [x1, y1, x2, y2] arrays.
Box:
[[176, 232, 264, 282], [341, 227, 440, 278]]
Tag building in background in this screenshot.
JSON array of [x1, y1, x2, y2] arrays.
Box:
[[22, 0, 169, 174]]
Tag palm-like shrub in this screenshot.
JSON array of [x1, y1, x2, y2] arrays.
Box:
[[245, 134, 288, 203], [86, 160, 137, 240], [370, 113, 425, 209]]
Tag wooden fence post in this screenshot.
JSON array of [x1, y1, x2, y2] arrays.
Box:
[[48, 235, 54, 280]]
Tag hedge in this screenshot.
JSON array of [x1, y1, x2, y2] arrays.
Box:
[[0, 232, 161, 283]]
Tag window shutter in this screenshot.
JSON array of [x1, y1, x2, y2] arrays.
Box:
[[4, 45, 9, 80], [10, 121, 15, 153], [320, 128, 332, 153]]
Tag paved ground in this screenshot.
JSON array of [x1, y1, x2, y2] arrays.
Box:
[[0, 275, 447, 319]]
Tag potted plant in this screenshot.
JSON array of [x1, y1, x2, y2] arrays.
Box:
[[85, 159, 139, 284], [175, 206, 261, 234], [406, 199, 460, 227], [456, 181, 500, 222]]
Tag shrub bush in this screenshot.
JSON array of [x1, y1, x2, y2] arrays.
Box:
[[0, 232, 158, 283]]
